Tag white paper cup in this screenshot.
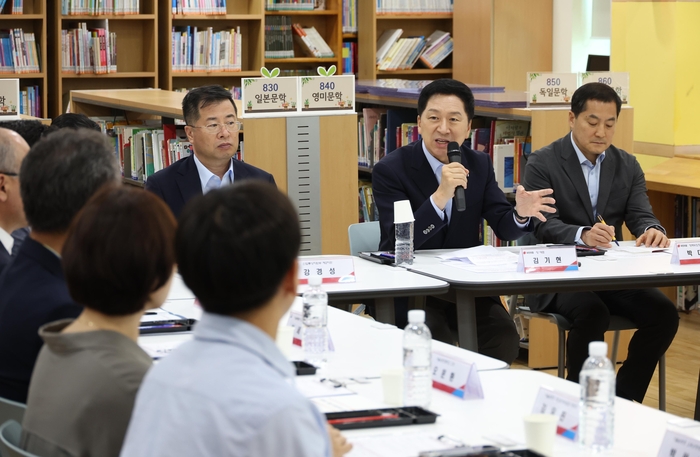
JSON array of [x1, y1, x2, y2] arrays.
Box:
[[276, 325, 294, 358], [381, 367, 404, 406], [523, 414, 557, 457]]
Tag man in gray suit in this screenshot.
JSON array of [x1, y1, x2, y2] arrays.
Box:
[[523, 82, 678, 403]]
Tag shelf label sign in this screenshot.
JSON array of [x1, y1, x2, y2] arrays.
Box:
[[527, 73, 578, 106], [657, 430, 700, 457], [242, 76, 299, 115], [532, 387, 579, 440], [517, 246, 578, 273], [580, 72, 629, 104], [431, 352, 483, 400], [300, 75, 355, 112], [298, 256, 356, 285], [671, 241, 700, 265]]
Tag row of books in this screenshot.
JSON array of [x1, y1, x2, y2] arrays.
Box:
[[376, 29, 452, 70], [19, 85, 41, 118], [292, 24, 334, 58], [171, 0, 225, 15], [171, 26, 242, 73], [173, 85, 241, 100], [358, 107, 418, 169], [674, 196, 700, 312], [358, 180, 379, 223], [266, 0, 315, 11], [61, 22, 117, 74], [375, 0, 453, 13], [0, 0, 22, 14], [62, 0, 140, 15], [0, 30, 41, 74], [480, 220, 518, 248], [342, 0, 357, 33], [264, 16, 294, 59], [341, 41, 357, 74]]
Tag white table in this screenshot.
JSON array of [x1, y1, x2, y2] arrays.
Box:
[[406, 244, 700, 351]]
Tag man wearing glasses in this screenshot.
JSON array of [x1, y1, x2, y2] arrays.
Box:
[[146, 85, 275, 218], [0, 128, 29, 274]]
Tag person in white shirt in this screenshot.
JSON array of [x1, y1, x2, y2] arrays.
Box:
[[0, 128, 29, 274]]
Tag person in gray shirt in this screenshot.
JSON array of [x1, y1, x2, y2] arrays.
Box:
[[21, 186, 177, 457], [120, 181, 352, 457]]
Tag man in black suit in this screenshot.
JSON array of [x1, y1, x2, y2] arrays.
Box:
[[0, 128, 121, 403], [523, 82, 678, 402], [146, 85, 275, 218], [0, 128, 29, 275], [372, 79, 555, 363]]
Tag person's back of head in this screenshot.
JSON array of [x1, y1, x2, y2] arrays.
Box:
[[63, 186, 177, 316], [176, 181, 300, 316], [48, 113, 101, 133], [20, 128, 120, 234], [0, 120, 50, 146], [417, 78, 475, 121], [182, 85, 238, 126], [571, 82, 622, 118]]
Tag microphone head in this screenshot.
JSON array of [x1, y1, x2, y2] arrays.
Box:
[[447, 141, 461, 163]]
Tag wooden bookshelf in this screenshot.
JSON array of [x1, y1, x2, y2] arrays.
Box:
[[0, 0, 48, 117], [48, 0, 158, 117]]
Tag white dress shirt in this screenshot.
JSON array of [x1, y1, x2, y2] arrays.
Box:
[[193, 154, 234, 194], [0, 227, 13, 255]]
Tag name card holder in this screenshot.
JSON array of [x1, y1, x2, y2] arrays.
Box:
[[431, 352, 483, 400], [671, 241, 700, 265], [658, 430, 700, 457], [532, 386, 579, 441], [298, 256, 356, 285], [517, 246, 578, 273]]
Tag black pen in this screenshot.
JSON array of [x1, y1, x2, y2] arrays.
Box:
[[597, 215, 620, 246]]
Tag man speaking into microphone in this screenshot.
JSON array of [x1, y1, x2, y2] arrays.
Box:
[[372, 79, 554, 363]]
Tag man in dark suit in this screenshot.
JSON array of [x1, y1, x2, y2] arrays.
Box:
[[372, 79, 555, 363], [146, 85, 275, 218], [0, 128, 121, 403], [0, 128, 29, 275], [523, 82, 678, 402]]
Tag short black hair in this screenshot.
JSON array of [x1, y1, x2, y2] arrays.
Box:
[[49, 113, 101, 132], [176, 181, 300, 316], [63, 186, 177, 315], [0, 120, 50, 146], [571, 82, 622, 117], [417, 79, 475, 121], [20, 128, 120, 233], [182, 85, 238, 126]]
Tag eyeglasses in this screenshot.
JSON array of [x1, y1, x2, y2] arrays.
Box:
[[188, 120, 242, 134], [0, 171, 18, 177]]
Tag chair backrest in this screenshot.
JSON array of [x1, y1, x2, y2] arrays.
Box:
[[0, 397, 25, 427], [0, 420, 38, 457], [348, 221, 380, 256]]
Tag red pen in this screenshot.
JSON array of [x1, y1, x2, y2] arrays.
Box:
[[327, 413, 400, 425]]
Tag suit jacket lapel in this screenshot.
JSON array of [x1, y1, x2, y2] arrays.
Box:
[[596, 152, 615, 218], [232, 159, 249, 181], [407, 142, 440, 201], [175, 155, 203, 204], [561, 136, 595, 225]]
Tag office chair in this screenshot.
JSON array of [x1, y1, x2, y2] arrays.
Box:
[[0, 420, 39, 457], [0, 397, 25, 428], [348, 221, 380, 256], [509, 295, 667, 411]]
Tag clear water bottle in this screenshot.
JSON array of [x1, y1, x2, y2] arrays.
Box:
[[302, 275, 328, 367], [403, 309, 432, 408], [578, 341, 615, 452], [394, 200, 415, 266]]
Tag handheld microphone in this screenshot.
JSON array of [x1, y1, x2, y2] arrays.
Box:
[[446, 141, 466, 212]]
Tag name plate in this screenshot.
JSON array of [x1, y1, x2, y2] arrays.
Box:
[[431, 352, 483, 400], [671, 241, 700, 265], [286, 311, 334, 351], [300, 75, 355, 112], [580, 71, 629, 104], [532, 387, 579, 440], [242, 76, 299, 116], [658, 430, 700, 457], [298, 256, 356, 285], [527, 72, 578, 106], [518, 246, 579, 273]]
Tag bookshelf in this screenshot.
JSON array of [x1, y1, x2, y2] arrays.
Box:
[[158, 0, 264, 92], [48, 0, 158, 117], [0, 0, 48, 117]]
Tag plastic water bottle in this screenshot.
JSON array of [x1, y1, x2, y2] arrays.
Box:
[[578, 341, 615, 451], [302, 275, 328, 367], [394, 200, 415, 266], [403, 309, 432, 408]]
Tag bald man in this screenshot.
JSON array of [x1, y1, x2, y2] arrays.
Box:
[[0, 128, 29, 274]]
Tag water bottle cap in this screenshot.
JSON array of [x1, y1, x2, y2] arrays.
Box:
[[407, 309, 425, 323], [308, 275, 322, 287], [394, 200, 415, 224], [588, 341, 607, 357]]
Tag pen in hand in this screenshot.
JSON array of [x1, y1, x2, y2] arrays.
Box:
[[597, 215, 620, 246]]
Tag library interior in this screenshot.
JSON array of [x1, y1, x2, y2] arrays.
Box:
[[1, 0, 700, 456]]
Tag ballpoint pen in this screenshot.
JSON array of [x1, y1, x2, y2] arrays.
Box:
[[597, 215, 620, 246]]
